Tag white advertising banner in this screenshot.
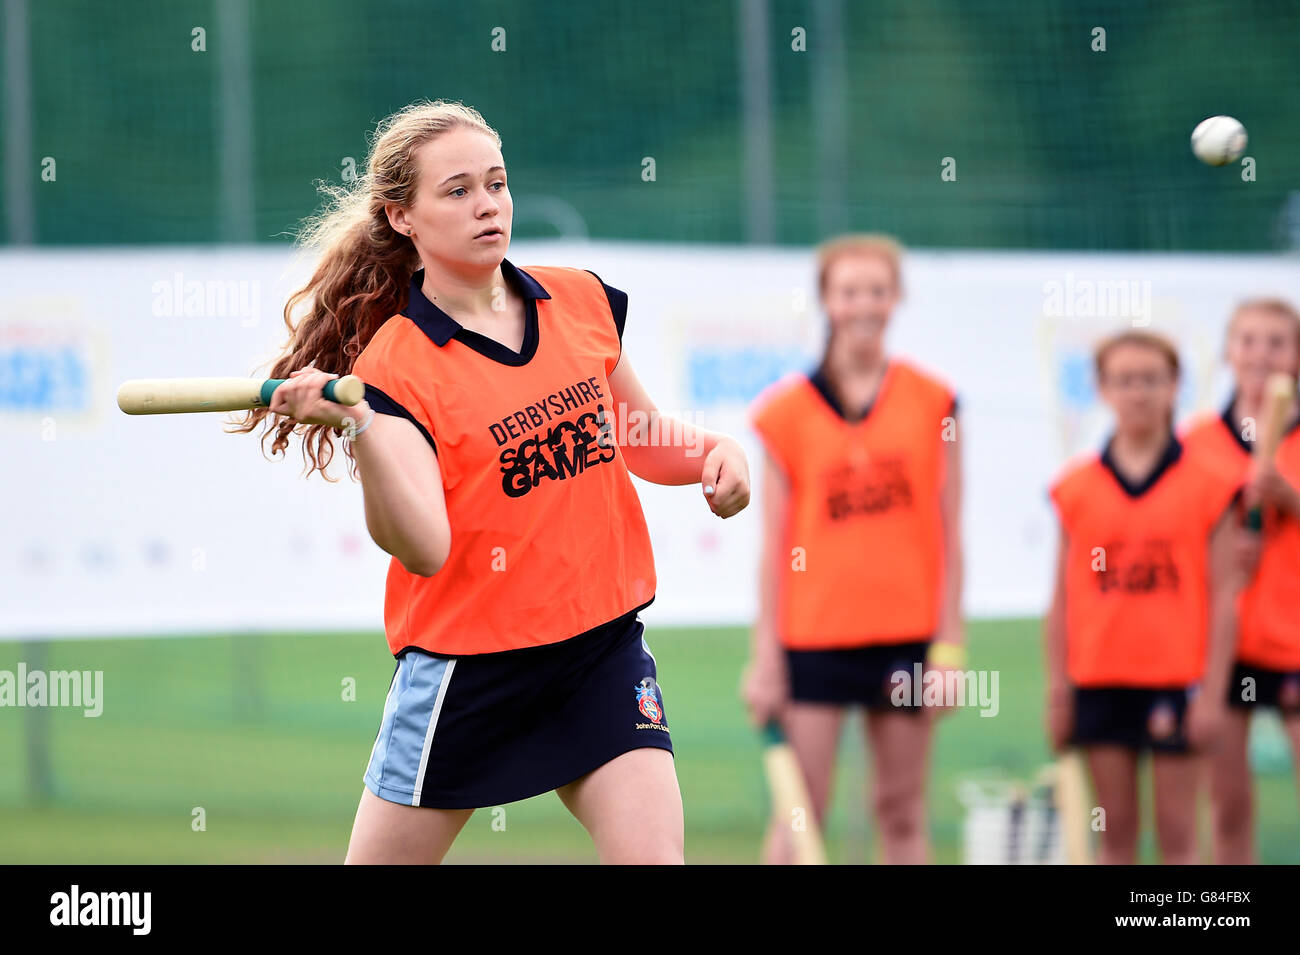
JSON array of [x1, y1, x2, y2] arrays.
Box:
[[3, 242, 1297, 638]]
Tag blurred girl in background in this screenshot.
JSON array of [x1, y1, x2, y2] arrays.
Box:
[[1046, 331, 1241, 864], [1180, 298, 1300, 864], [744, 234, 963, 864]]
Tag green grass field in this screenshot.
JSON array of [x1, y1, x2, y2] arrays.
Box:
[[1, 619, 1296, 864]]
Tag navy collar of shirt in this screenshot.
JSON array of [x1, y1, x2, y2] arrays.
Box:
[[807, 360, 887, 424], [1100, 431, 1183, 498], [402, 258, 551, 347], [1220, 389, 1300, 454], [1220, 392, 1250, 453]]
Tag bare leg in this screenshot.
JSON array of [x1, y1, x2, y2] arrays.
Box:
[[1086, 746, 1140, 864], [1151, 752, 1202, 864], [1286, 714, 1300, 819], [555, 748, 684, 864], [864, 709, 933, 864], [345, 787, 474, 864], [760, 703, 846, 865], [1209, 709, 1255, 864]]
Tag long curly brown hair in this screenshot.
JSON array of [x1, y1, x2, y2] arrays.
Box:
[[226, 99, 501, 481]]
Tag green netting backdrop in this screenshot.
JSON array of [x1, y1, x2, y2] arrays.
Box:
[[3, 0, 1298, 249]]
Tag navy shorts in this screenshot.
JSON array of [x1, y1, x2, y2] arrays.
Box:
[[1072, 686, 1194, 753], [364, 608, 672, 810], [1227, 661, 1300, 712], [785, 639, 930, 711]]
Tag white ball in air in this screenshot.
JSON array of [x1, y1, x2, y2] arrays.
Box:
[[1191, 115, 1247, 166]]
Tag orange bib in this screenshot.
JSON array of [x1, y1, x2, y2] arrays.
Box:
[[749, 358, 955, 649], [351, 262, 655, 656], [1182, 405, 1300, 670], [1050, 436, 1239, 687]]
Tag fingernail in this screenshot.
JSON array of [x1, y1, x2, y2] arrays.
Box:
[[704, 486, 714, 494]]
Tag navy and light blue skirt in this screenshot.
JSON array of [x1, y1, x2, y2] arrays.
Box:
[[364, 608, 672, 810]]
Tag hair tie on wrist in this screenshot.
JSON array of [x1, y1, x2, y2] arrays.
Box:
[[342, 407, 376, 443]]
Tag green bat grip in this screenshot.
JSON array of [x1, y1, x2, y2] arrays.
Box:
[[1246, 505, 1263, 532], [762, 720, 788, 746], [259, 375, 364, 407]]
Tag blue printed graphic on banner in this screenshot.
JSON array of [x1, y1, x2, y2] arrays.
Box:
[[1059, 352, 1095, 409], [0, 346, 90, 412], [688, 347, 807, 406]]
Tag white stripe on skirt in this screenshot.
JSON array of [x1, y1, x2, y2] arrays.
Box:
[[412, 658, 457, 806]]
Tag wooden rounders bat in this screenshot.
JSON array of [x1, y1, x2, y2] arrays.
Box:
[[117, 375, 365, 415], [1246, 372, 1297, 530], [761, 720, 828, 865]]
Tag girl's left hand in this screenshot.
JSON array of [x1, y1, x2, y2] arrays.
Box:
[[701, 436, 751, 518], [1233, 525, 1263, 578], [269, 366, 360, 430], [923, 662, 961, 718], [924, 630, 966, 718], [1186, 694, 1226, 751], [1249, 460, 1300, 517]]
